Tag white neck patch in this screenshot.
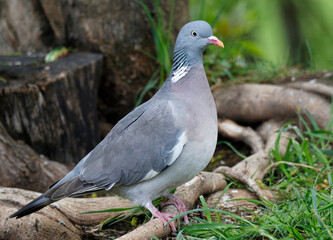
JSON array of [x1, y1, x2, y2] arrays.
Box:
[[171, 66, 191, 83]]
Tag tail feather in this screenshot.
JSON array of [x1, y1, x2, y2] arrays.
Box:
[[9, 195, 53, 219]]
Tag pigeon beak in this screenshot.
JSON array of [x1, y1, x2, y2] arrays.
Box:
[[207, 36, 224, 48]]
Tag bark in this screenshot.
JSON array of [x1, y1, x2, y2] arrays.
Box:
[[0, 53, 102, 164], [0, 121, 70, 192], [213, 84, 331, 129], [0, 0, 51, 54]]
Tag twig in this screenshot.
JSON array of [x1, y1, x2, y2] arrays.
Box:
[[213, 166, 270, 200], [264, 161, 321, 173]]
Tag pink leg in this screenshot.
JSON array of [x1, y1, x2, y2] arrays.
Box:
[[145, 202, 177, 232], [161, 193, 190, 225]]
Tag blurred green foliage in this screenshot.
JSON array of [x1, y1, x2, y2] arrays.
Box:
[[138, 0, 174, 86], [191, 0, 333, 84], [136, 0, 175, 106], [137, 0, 333, 105]]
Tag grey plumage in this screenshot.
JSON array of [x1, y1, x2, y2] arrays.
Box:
[[10, 20, 224, 224]]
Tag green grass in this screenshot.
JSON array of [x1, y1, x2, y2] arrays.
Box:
[[173, 187, 333, 239], [171, 112, 333, 239], [82, 196, 171, 230], [137, 0, 174, 85], [134, 0, 174, 106]]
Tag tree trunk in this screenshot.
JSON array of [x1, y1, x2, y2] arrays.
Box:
[[0, 53, 103, 164], [0, 121, 70, 192]]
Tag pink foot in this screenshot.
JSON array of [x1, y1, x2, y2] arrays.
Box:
[[145, 202, 177, 232], [161, 193, 190, 225]]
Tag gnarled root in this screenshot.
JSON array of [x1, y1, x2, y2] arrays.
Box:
[[213, 83, 331, 129], [118, 172, 226, 240], [1, 187, 135, 240], [1, 172, 226, 240], [215, 119, 293, 200]]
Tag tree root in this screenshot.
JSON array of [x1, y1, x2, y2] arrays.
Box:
[[210, 80, 331, 217], [1, 187, 135, 239], [214, 164, 271, 200], [213, 83, 331, 129], [118, 172, 226, 240], [285, 81, 333, 98], [1, 172, 225, 239], [218, 119, 264, 153], [215, 118, 294, 200], [205, 188, 275, 211]]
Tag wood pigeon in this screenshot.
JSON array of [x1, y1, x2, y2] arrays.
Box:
[[9, 20, 224, 231]]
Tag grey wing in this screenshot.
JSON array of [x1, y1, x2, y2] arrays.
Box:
[[45, 99, 186, 199], [81, 100, 186, 186]]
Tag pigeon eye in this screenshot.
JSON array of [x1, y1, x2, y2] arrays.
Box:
[[191, 31, 197, 37]]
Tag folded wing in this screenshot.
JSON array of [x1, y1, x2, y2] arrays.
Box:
[[45, 99, 186, 200]]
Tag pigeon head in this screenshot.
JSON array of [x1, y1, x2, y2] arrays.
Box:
[[170, 20, 223, 82], [174, 20, 224, 52]]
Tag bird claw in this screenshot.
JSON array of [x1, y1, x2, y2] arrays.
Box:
[[160, 200, 171, 208], [146, 203, 177, 232], [154, 212, 177, 232], [146, 194, 190, 232], [161, 194, 190, 225]]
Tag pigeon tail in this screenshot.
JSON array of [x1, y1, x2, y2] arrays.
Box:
[[9, 195, 53, 219]]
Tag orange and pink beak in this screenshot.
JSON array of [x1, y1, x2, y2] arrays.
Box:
[[207, 36, 224, 48]]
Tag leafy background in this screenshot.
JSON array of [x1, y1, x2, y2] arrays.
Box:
[[141, 0, 333, 99]]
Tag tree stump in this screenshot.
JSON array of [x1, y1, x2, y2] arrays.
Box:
[[0, 53, 103, 164], [0, 0, 190, 123]]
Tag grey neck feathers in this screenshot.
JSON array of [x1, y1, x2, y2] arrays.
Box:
[[169, 48, 203, 83]]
